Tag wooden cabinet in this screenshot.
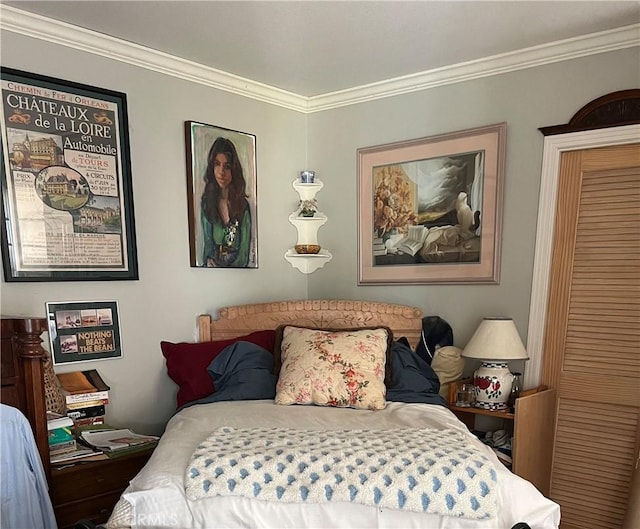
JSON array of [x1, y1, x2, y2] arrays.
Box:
[[50, 448, 154, 529], [447, 380, 555, 496]]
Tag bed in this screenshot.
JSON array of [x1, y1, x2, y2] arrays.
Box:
[[105, 300, 560, 529]]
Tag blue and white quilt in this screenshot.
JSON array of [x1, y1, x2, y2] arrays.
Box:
[[185, 426, 498, 520]]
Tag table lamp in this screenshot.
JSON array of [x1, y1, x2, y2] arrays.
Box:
[[462, 317, 529, 410]]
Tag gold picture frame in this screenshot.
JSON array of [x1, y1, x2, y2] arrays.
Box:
[[357, 123, 506, 285]]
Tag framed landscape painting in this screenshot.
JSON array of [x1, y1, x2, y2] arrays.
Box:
[[0, 68, 138, 281], [357, 123, 506, 285]]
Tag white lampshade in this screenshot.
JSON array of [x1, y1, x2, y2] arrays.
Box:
[[462, 317, 529, 361]]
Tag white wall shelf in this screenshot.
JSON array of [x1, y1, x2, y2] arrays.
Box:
[[292, 180, 324, 200], [284, 249, 332, 274], [285, 178, 332, 274]]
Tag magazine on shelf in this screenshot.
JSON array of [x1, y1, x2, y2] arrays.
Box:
[[80, 428, 159, 452]]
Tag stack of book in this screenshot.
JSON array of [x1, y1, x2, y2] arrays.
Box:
[[57, 369, 110, 428], [47, 412, 77, 458], [373, 237, 387, 256]]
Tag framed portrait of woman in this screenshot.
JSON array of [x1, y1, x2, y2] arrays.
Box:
[[185, 121, 258, 268]]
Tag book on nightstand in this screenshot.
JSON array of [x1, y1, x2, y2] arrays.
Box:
[[47, 412, 77, 456], [66, 399, 109, 410], [47, 413, 107, 465], [66, 404, 106, 421], [49, 440, 78, 456], [73, 416, 106, 428], [57, 369, 110, 427], [57, 369, 110, 405], [47, 413, 73, 443], [50, 447, 108, 465]]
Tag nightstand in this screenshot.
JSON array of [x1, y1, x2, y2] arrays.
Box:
[[447, 379, 556, 496], [50, 446, 154, 529]]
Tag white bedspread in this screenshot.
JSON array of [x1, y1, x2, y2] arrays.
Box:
[[109, 400, 560, 529]]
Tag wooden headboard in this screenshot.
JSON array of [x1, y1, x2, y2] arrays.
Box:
[[198, 299, 423, 348], [0, 317, 51, 479]]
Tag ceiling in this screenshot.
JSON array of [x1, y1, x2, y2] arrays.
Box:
[[3, 1, 639, 97]]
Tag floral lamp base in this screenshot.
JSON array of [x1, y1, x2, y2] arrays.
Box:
[[473, 362, 513, 410]]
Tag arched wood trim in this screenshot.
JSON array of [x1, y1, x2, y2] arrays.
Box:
[[525, 87, 640, 391], [539, 89, 640, 135]]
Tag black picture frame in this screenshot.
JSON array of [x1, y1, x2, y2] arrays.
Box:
[[1, 68, 138, 281], [45, 300, 123, 365]]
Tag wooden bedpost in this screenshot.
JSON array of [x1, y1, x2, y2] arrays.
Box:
[[198, 314, 213, 343], [2, 317, 51, 480]]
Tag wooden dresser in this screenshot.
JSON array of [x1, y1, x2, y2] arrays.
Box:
[[50, 447, 154, 529]]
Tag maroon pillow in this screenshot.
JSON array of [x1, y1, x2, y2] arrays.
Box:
[[161, 329, 276, 408]]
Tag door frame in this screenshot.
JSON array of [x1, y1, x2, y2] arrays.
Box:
[[525, 123, 640, 390]]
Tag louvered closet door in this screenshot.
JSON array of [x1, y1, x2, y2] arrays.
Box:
[[542, 143, 640, 529]]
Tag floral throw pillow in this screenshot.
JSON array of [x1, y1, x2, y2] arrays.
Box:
[[275, 326, 390, 410]]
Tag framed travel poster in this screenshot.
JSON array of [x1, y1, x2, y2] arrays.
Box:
[[0, 68, 138, 281]]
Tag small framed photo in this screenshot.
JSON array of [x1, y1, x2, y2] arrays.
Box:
[[357, 123, 506, 285], [45, 300, 122, 365], [0, 68, 138, 282], [184, 121, 258, 268]]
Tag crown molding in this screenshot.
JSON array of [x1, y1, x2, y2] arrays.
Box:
[[2, 6, 638, 114], [308, 24, 640, 112], [0, 6, 308, 113]]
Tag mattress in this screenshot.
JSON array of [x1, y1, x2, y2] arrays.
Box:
[[107, 400, 560, 529]]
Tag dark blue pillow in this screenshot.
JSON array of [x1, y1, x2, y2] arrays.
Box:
[[386, 340, 445, 406], [179, 341, 277, 411], [414, 315, 453, 364]]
